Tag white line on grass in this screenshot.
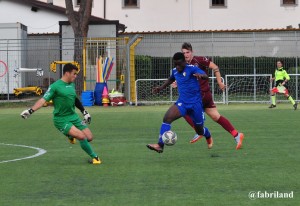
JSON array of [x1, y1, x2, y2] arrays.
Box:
[[0, 143, 47, 163]]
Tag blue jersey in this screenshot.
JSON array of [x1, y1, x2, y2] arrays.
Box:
[[170, 64, 205, 103]]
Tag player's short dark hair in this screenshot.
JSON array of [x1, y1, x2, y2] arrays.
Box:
[[277, 59, 284, 65], [63, 63, 78, 74], [182, 42, 193, 51], [173, 52, 185, 61]]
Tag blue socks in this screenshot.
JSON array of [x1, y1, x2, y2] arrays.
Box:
[[158, 123, 171, 146], [203, 127, 211, 139]]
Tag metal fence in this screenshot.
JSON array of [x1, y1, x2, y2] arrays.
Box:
[[0, 37, 61, 100], [0, 36, 128, 101], [1, 30, 300, 104], [121, 30, 300, 104], [84, 37, 128, 92]]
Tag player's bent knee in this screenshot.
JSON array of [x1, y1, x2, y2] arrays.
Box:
[[75, 135, 86, 140], [82, 128, 93, 141], [212, 116, 220, 122], [207, 112, 220, 122], [86, 136, 93, 142], [205, 108, 220, 122]]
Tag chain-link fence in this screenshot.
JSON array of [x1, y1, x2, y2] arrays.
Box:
[[1, 30, 300, 104], [84, 37, 128, 92], [0, 36, 61, 100], [120, 30, 300, 104], [0, 36, 128, 102]]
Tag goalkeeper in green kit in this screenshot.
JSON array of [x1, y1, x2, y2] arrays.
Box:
[[20, 63, 101, 164], [269, 60, 297, 110]]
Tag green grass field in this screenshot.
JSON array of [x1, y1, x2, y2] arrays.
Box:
[[0, 104, 299, 206]]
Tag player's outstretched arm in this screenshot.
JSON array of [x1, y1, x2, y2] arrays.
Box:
[[209, 62, 226, 91], [193, 73, 208, 80], [152, 86, 161, 94], [152, 78, 174, 94], [171, 81, 177, 88], [75, 97, 91, 124], [20, 98, 46, 119]]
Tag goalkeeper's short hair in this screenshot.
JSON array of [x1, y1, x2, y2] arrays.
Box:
[[63, 63, 79, 74]]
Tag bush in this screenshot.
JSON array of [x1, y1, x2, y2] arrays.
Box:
[[135, 56, 299, 78], [135, 55, 152, 79]]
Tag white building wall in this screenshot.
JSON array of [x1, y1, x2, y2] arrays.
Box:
[[0, 0, 68, 33], [107, 0, 300, 32], [40, 0, 300, 32], [39, 0, 105, 17]]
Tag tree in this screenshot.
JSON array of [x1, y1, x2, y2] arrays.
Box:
[[65, 0, 93, 93]]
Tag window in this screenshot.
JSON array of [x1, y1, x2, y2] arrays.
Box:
[[282, 0, 297, 5], [210, 0, 227, 8], [123, 0, 140, 8], [75, 0, 94, 7], [75, 0, 81, 6]]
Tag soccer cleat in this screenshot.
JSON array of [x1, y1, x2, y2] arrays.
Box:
[[68, 137, 76, 144], [235, 133, 244, 150], [190, 134, 203, 143], [89, 156, 101, 164], [146, 144, 163, 153], [269, 104, 276, 108], [293, 103, 297, 110], [206, 137, 213, 149]]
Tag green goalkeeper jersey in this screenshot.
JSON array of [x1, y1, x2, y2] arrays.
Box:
[[43, 79, 77, 118], [274, 67, 290, 81]]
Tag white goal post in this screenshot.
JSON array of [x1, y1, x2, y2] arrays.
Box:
[[135, 77, 225, 105], [225, 74, 300, 104], [225, 74, 272, 103], [135, 74, 300, 105], [135, 79, 176, 106]]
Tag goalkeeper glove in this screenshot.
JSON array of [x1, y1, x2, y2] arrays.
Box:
[[20, 108, 34, 119], [83, 110, 91, 124]]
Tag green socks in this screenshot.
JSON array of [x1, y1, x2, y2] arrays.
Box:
[[271, 95, 276, 105], [271, 95, 295, 106], [79, 139, 98, 158], [288, 96, 295, 105]]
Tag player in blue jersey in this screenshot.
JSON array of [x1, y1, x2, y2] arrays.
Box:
[[146, 52, 212, 153]]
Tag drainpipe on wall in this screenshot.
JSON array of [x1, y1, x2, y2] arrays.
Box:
[[103, 0, 106, 19]]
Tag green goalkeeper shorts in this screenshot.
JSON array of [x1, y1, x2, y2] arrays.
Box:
[[53, 115, 88, 136]]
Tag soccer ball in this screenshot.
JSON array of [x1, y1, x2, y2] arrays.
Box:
[[162, 130, 177, 146]]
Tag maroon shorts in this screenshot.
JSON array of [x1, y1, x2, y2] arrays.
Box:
[[201, 91, 216, 109]]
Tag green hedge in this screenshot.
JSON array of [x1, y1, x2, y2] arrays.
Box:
[[135, 55, 152, 79], [135, 55, 299, 79]]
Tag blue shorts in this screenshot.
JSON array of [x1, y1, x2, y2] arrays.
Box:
[[175, 101, 204, 125]]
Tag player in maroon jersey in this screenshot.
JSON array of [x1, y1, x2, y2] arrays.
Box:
[[180, 42, 244, 150]]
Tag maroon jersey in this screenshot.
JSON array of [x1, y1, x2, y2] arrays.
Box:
[[189, 56, 211, 92]]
